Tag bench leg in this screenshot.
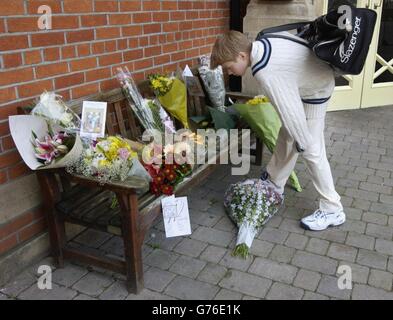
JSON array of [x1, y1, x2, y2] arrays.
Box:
[[37, 172, 65, 268], [47, 211, 66, 268], [255, 138, 263, 166], [119, 193, 144, 294]]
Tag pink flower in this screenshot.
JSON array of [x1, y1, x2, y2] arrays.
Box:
[[52, 132, 67, 144], [118, 148, 130, 160]]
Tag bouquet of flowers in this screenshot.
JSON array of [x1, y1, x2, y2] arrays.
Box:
[[117, 67, 175, 134], [30, 91, 81, 133], [147, 98, 176, 134], [148, 73, 189, 128], [149, 162, 193, 196], [141, 141, 193, 196], [224, 179, 284, 258], [9, 115, 83, 170], [198, 55, 226, 109], [67, 135, 139, 183], [233, 95, 302, 192], [32, 128, 76, 166]]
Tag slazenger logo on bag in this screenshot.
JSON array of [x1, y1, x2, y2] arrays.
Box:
[[339, 16, 362, 63]]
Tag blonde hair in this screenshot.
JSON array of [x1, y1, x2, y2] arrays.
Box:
[[210, 30, 252, 69]]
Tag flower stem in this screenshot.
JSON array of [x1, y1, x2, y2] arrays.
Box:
[[232, 243, 250, 259]]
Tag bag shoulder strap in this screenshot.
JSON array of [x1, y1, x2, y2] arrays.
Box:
[[257, 22, 311, 37], [257, 33, 311, 48]]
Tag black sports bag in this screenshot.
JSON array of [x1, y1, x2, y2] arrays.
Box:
[[256, 6, 377, 75]]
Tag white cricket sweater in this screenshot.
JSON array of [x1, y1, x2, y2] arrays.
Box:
[[250, 32, 335, 151]]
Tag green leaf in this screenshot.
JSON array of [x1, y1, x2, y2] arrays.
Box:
[[47, 123, 54, 137]]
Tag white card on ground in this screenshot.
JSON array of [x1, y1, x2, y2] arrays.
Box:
[[161, 196, 191, 238]]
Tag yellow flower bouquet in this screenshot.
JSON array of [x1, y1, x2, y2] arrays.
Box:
[[148, 73, 189, 128]]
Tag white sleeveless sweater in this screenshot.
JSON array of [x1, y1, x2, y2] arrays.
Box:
[[250, 32, 336, 151]]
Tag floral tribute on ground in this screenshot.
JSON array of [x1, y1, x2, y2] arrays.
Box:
[[224, 179, 284, 258]]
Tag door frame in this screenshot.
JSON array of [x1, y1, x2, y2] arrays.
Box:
[[360, 0, 393, 108]]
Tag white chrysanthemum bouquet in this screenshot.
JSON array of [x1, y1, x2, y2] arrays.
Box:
[[224, 179, 284, 258]]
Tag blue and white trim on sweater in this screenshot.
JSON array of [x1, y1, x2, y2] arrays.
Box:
[[251, 39, 272, 76]]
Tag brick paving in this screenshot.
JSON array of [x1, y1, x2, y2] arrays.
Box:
[[1, 106, 393, 300]]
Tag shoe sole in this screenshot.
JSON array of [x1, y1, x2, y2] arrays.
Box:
[[300, 219, 345, 231]]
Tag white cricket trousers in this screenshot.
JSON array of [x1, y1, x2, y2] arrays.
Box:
[[266, 102, 343, 213]]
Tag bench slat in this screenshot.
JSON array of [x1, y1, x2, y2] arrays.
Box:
[[106, 106, 117, 136], [74, 191, 114, 220], [56, 187, 104, 215], [125, 103, 140, 139], [114, 101, 128, 137]]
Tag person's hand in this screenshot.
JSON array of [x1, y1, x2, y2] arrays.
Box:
[[295, 142, 305, 153]]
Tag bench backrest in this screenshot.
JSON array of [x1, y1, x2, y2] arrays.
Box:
[[18, 74, 209, 142]]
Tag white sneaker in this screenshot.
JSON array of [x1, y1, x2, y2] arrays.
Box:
[[300, 209, 346, 231]]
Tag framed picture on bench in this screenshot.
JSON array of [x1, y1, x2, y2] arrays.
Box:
[[80, 101, 107, 139]]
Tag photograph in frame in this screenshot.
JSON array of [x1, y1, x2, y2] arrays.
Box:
[[80, 101, 108, 139]]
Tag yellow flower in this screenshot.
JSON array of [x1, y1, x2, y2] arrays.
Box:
[[246, 95, 270, 105], [129, 150, 137, 159], [151, 79, 162, 90], [99, 159, 111, 167], [149, 73, 174, 95]]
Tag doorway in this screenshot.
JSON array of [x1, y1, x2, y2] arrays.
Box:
[[326, 0, 393, 110]]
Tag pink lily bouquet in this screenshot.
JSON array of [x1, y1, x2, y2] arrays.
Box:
[[9, 115, 83, 170], [32, 129, 76, 166]]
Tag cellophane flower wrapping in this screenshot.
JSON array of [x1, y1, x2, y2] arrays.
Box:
[[198, 55, 226, 109], [116, 67, 165, 133], [224, 179, 284, 258], [147, 98, 176, 134], [31, 91, 81, 133]]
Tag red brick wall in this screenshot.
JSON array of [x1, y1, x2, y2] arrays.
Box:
[[0, 206, 46, 256], [0, 0, 230, 256]]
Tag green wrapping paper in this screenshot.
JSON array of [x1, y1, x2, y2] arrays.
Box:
[[158, 78, 189, 128], [208, 107, 237, 130], [234, 102, 302, 192]]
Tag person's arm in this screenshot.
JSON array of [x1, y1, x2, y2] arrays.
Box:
[[255, 73, 313, 152]]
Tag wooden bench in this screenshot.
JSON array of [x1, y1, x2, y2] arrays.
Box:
[[19, 76, 263, 294]]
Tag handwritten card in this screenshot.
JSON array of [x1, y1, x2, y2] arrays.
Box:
[[161, 196, 192, 238]]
